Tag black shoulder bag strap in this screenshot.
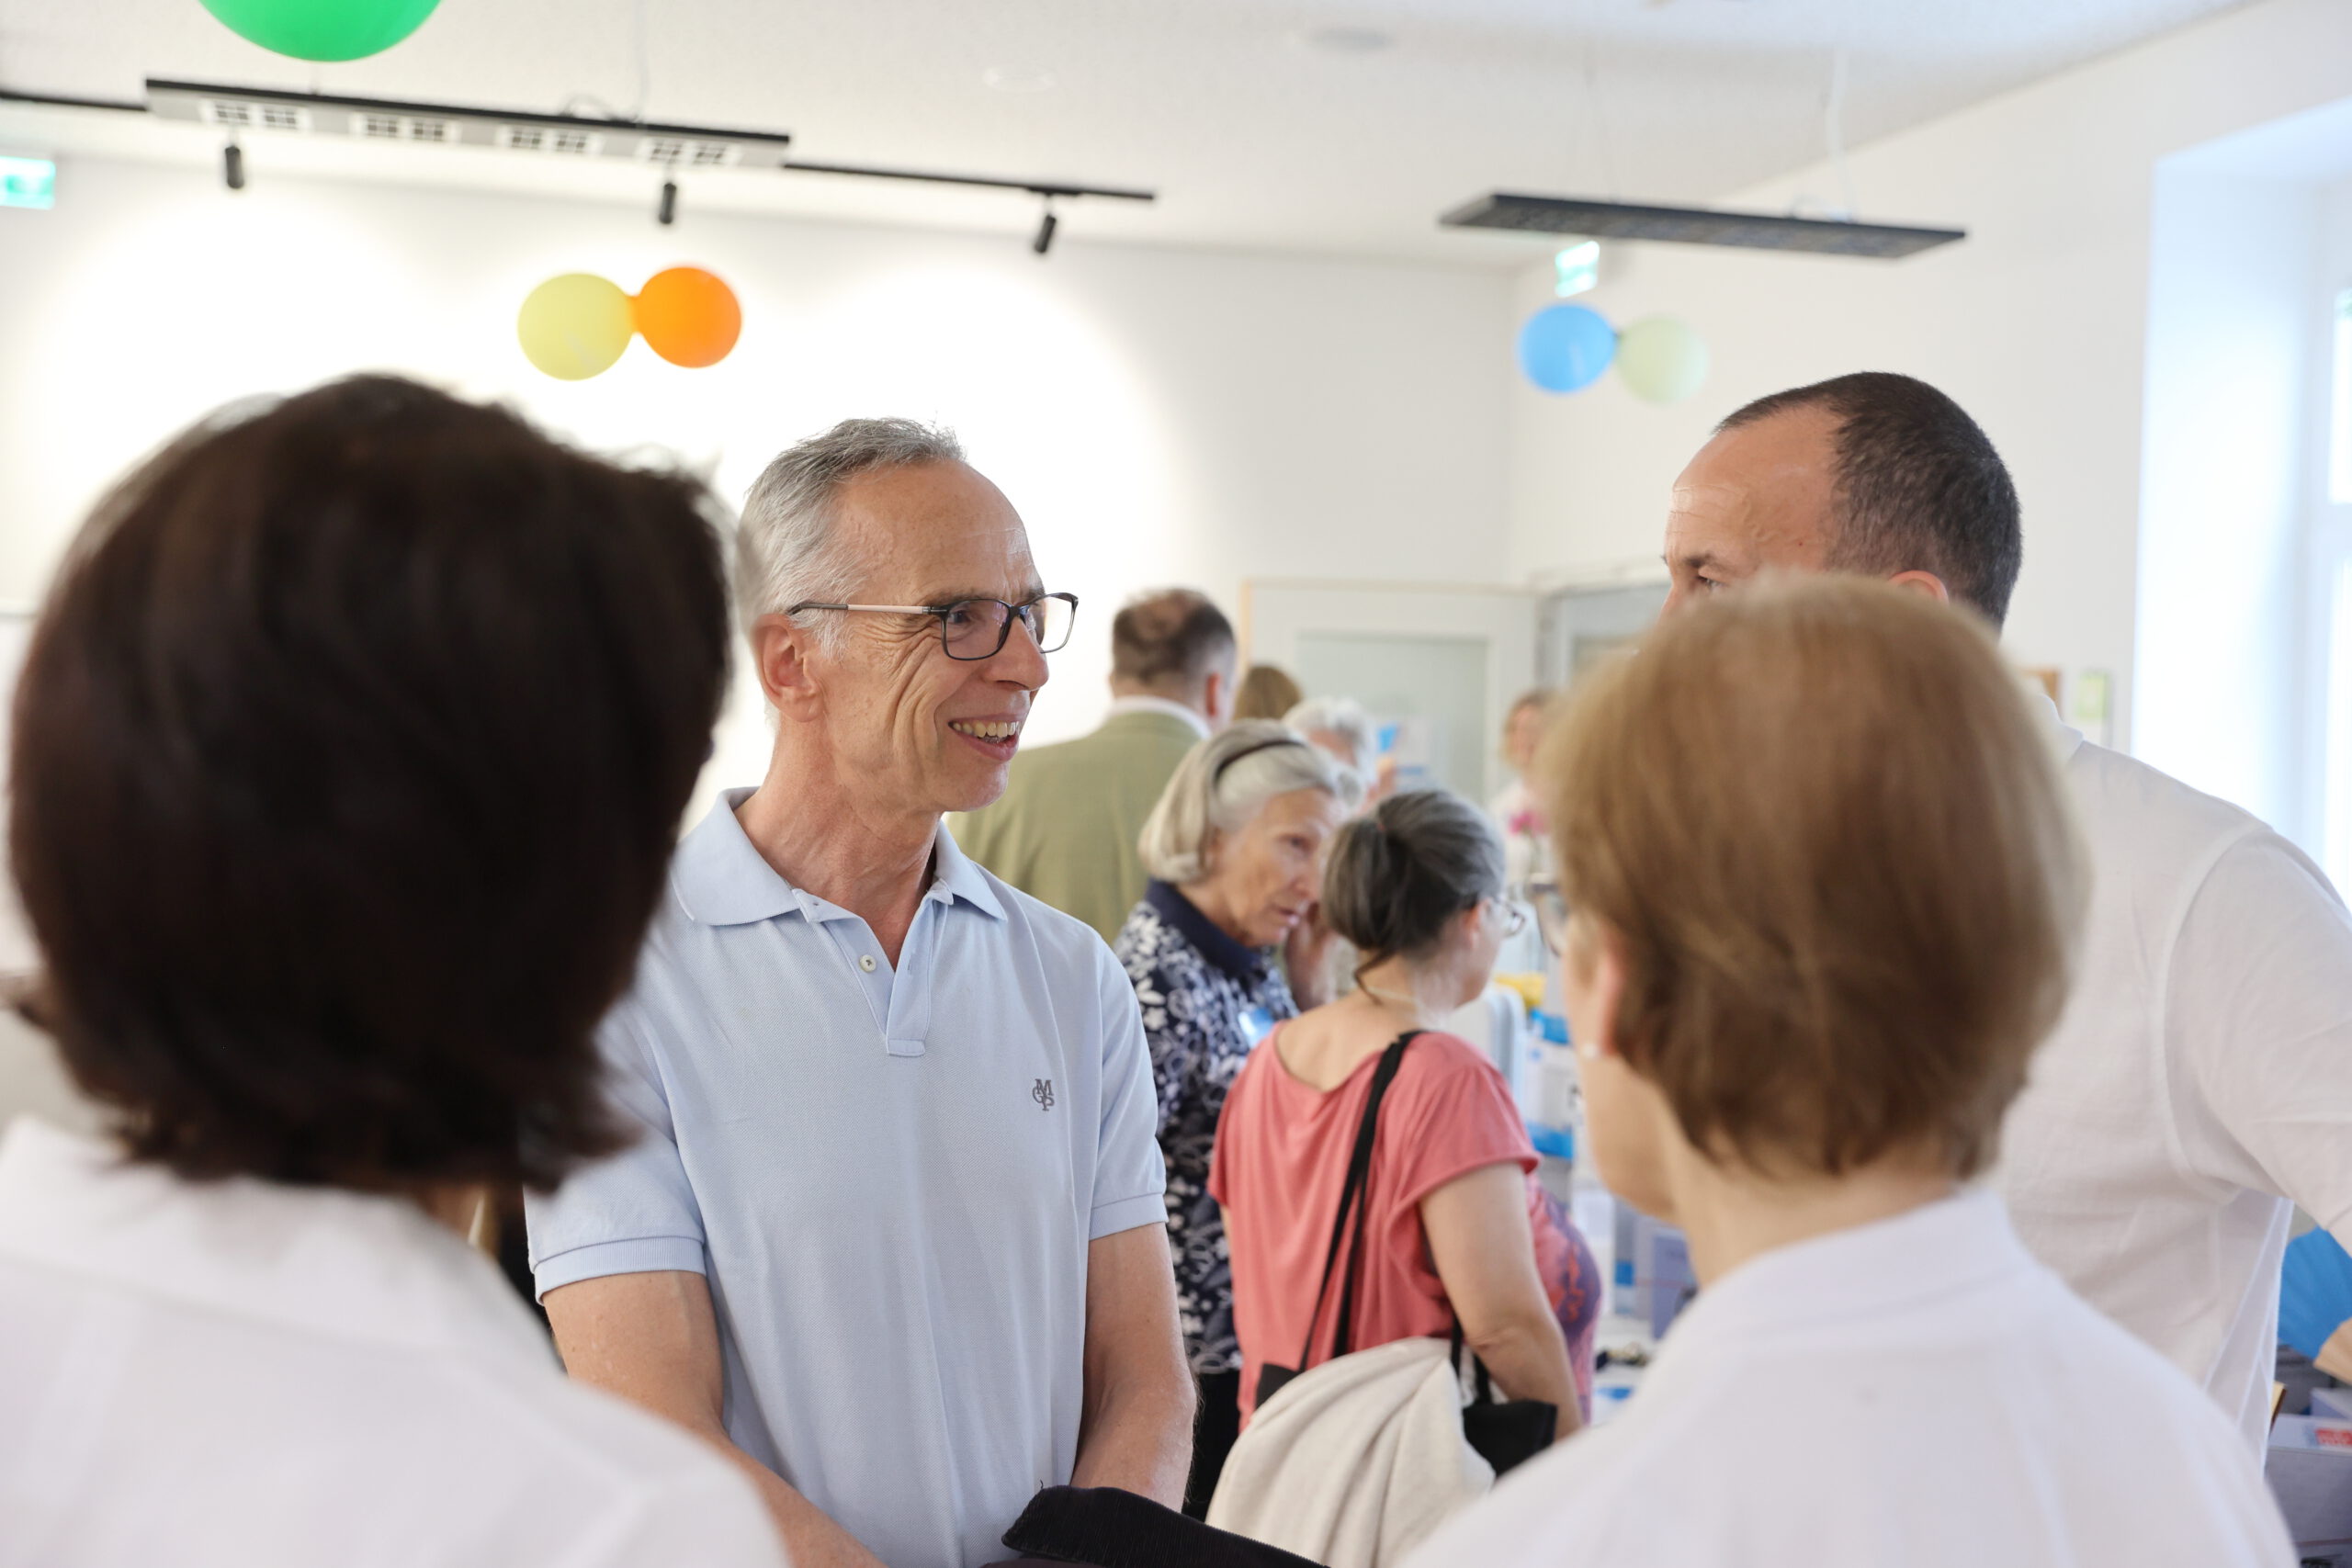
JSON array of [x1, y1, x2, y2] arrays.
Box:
[[1252, 1030, 1420, 1410]]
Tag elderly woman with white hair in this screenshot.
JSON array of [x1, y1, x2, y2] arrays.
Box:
[[1283, 694, 1396, 806], [1114, 720, 1363, 1517]]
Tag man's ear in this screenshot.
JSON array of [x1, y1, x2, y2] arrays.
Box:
[[751, 614, 824, 723], [1202, 668, 1230, 729], [1886, 570, 1951, 606]]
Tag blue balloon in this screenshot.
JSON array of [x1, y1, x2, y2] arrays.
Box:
[[1517, 304, 1617, 393]]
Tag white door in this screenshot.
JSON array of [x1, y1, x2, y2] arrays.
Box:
[[1241, 580, 1538, 804]]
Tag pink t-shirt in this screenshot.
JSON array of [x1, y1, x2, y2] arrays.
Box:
[[1209, 1026, 1567, 1420]]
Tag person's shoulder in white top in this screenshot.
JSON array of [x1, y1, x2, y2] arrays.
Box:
[[0, 1115, 786, 1568], [1998, 707, 2352, 1447], [1408, 1192, 2291, 1568]]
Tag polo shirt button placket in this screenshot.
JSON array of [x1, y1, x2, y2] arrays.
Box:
[[858, 954, 876, 973]]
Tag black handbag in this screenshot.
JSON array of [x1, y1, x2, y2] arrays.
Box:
[[1251, 1029, 1556, 1477]]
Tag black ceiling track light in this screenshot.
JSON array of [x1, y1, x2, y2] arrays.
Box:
[[1441, 192, 1964, 260], [0, 80, 1154, 223]]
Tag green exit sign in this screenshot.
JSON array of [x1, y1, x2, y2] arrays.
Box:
[[0, 157, 56, 210]]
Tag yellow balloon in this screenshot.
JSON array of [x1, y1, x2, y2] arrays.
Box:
[[516, 274, 634, 380], [1614, 315, 1711, 405]]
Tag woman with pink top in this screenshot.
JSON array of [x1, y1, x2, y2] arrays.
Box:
[[1209, 787, 1598, 1431]]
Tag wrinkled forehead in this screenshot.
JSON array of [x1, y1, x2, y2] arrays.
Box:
[[835, 459, 1040, 600], [1665, 412, 1841, 570]]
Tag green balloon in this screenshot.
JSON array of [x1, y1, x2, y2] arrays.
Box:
[[1614, 315, 1711, 406], [198, 0, 442, 62]]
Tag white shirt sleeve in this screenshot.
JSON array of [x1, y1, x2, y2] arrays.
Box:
[[583, 1463, 791, 1568], [524, 1003, 710, 1295], [1090, 940, 1170, 1240], [2169, 829, 2352, 1234]]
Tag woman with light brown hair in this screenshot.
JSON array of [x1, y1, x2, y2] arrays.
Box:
[[1232, 662, 1304, 723], [1409, 577, 2290, 1568]]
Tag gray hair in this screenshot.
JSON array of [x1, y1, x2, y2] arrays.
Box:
[[736, 417, 966, 636], [1138, 720, 1364, 884], [1283, 695, 1377, 770]]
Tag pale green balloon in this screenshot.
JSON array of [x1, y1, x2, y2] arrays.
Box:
[[516, 274, 634, 381], [1614, 316, 1710, 405]]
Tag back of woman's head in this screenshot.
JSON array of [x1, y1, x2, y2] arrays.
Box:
[[1542, 574, 2086, 1180], [1323, 788, 1504, 965], [11, 375, 731, 1193]]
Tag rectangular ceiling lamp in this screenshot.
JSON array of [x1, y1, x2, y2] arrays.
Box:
[[1442, 192, 1964, 259], [145, 79, 793, 169]]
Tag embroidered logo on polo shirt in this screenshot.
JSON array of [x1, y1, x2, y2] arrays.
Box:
[[1032, 1077, 1056, 1111]]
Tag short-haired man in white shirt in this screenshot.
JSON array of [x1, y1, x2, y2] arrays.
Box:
[[1654, 369, 2352, 1450], [527, 420, 1195, 1568]]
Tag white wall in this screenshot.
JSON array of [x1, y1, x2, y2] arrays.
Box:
[[1505, 0, 2352, 767], [2136, 167, 2316, 835], [0, 155, 1515, 814]]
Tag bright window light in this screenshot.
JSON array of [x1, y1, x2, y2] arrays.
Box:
[[1554, 241, 1599, 299], [2332, 290, 2352, 503], [2326, 555, 2352, 895], [0, 156, 54, 210]]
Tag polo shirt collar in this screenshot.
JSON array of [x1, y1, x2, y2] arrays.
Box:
[[924, 819, 1008, 920], [1104, 694, 1212, 739], [0, 1116, 549, 1360], [1146, 879, 1268, 983], [673, 786, 1005, 928]]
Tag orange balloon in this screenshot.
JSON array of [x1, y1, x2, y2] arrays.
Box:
[[632, 266, 741, 368]]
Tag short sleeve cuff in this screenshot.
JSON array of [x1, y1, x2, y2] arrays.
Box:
[[1089, 1192, 1169, 1242], [530, 1235, 707, 1301], [1396, 1151, 1538, 1215]]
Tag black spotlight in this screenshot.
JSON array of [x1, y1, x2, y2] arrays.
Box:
[[222, 141, 245, 192], [658, 178, 678, 226], [1032, 202, 1057, 256]]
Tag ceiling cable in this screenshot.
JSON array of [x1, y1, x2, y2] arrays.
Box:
[[1578, 26, 1622, 203], [1825, 48, 1857, 221], [630, 0, 652, 122]]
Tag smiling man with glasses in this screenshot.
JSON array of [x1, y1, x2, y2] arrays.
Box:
[[526, 418, 1193, 1568]]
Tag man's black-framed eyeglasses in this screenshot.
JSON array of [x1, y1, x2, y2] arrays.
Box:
[[788, 592, 1080, 661]]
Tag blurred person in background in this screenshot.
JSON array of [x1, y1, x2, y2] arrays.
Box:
[[1284, 694, 1394, 807], [1411, 576, 2289, 1568], [527, 419, 1191, 1568], [1659, 370, 2352, 1452], [1281, 694, 1396, 1006], [1116, 721, 1362, 1516], [1487, 688, 1555, 893], [1210, 787, 1596, 1440], [0, 378, 781, 1568], [956, 588, 1237, 943], [1233, 662, 1304, 723]]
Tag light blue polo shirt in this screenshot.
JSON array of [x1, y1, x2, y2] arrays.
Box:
[[526, 788, 1166, 1568]]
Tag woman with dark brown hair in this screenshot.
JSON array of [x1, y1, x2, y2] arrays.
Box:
[[0, 377, 782, 1567]]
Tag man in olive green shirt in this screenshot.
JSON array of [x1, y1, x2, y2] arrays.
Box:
[[953, 590, 1236, 942]]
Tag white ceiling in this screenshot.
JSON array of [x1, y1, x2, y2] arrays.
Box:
[[0, 0, 2260, 265]]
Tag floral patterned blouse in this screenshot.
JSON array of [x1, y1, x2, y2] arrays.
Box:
[[1113, 880, 1298, 1376]]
